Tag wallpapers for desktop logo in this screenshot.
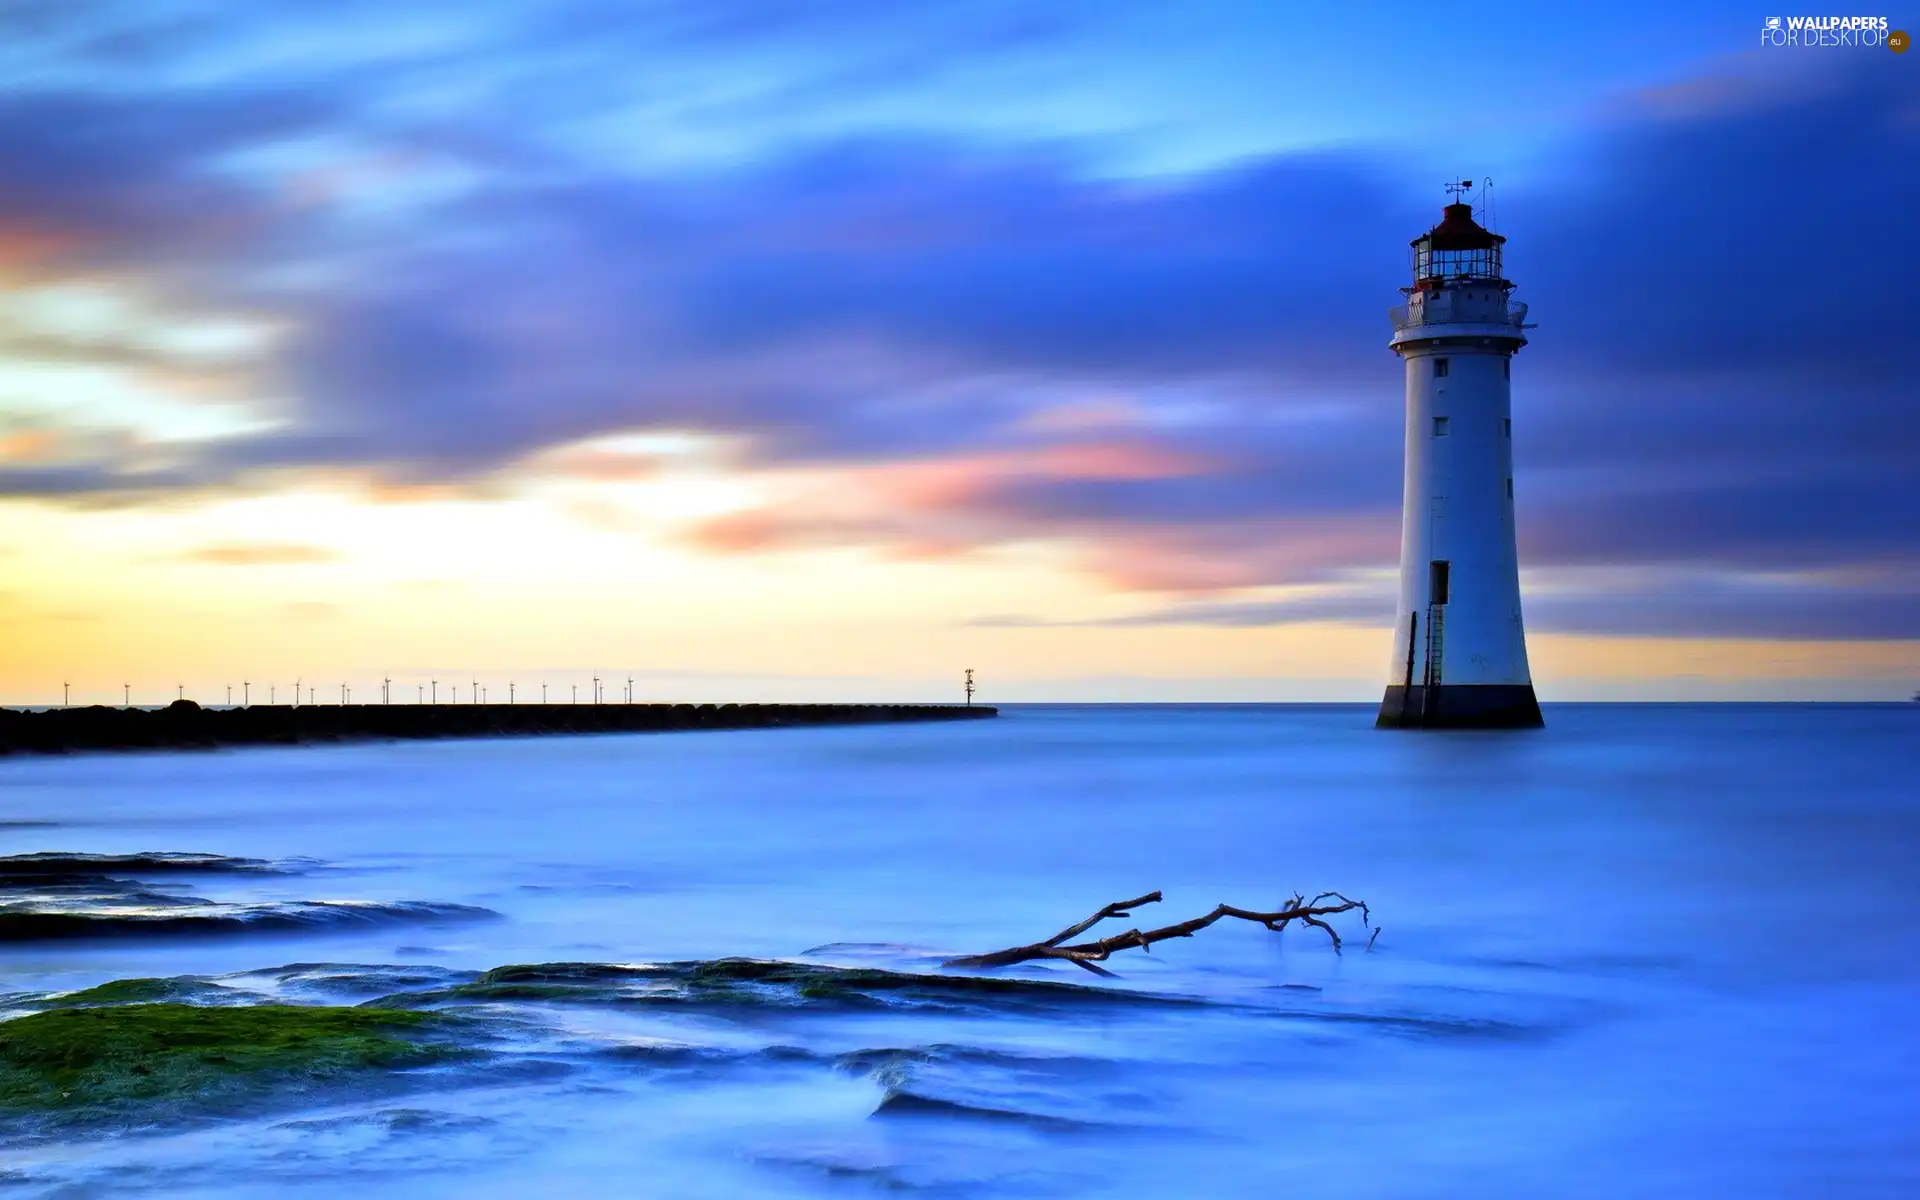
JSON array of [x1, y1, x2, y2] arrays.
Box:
[[1760, 15, 1904, 49]]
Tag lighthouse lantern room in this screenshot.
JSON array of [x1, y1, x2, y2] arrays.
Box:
[[1377, 186, 1544, 729]]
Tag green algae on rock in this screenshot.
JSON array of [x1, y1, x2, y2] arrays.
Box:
[[0, 1002, 464, 1118], [372, 957, 1201, 1012], [38, 977, 245, 1009]]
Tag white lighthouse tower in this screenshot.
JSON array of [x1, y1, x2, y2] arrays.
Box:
[[1377, 188, 1543, 729]]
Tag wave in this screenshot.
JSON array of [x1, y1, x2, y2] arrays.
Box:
[[228, 962, 480, 1000], [835, 1043, 1119, 1080], [0, 851, 492, 944]]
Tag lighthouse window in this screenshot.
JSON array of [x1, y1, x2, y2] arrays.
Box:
[[1502, 359, 1510, 380], [1433, 358, 1450, 378], [1432, 417, 1450, 437], [1503, 418, 1512, 437], [1506, 477, 1514, 498]]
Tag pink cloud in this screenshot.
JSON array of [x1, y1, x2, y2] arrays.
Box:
[[1081, 519, 1397, 594], [680, 438, 1378, 596], [849, 440, 1217, 512]]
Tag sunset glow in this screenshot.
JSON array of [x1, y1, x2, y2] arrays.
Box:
[[2, 5, 1912, 703]]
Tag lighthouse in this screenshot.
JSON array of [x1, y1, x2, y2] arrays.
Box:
[[1376, 190, 1543, 729]]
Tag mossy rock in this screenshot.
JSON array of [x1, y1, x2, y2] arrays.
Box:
[[41, 977, 240, 1008], [429, 958, 1190, 1010], [0, 1002, 463, 1119]]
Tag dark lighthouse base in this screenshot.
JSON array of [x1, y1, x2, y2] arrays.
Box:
[[1376, 684, 1544, 730]]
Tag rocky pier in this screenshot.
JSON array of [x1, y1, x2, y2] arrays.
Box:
[[0, 700, 998, 757]]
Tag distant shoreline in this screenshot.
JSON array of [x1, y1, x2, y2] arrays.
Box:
[[0, 700, 997, 758]]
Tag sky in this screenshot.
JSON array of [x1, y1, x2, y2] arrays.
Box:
[[1, 0, 1915, 705]]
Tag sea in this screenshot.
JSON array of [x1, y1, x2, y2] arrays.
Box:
[[1, 703, 1915, 1198]]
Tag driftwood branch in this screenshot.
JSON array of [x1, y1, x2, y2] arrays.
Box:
[[945, 891, 1374, 977]]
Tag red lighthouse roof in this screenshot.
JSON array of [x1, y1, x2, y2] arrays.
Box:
[[1413, 202, 1504, 251]]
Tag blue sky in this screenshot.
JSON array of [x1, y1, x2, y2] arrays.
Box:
[[0, 0, 1914, 701]]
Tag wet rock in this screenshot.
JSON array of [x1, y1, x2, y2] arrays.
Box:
[[380, 957, 1201, 1012], [39, 978, 245, 1009], [0, 1003, 466, 1123], [0, 852, 278, 880], [0, 857, 498, 945], [0, 900, 499, 944], [871, 1089, 1101, 1131]]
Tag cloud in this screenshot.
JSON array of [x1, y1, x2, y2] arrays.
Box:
[[0, 87, 334, 278], [530, 446, 665, 482], [1524, 55, 1913, 382], [0, 463, 225, 501], [0, 431, 59, 463], [177, 541, 338, 566], [256, 59, 1914, 614], [1525, 567, 1920, 641], [970, 589, 1392, 629], [994, 565, 1920, 643], [0, 15, 1912, 644]]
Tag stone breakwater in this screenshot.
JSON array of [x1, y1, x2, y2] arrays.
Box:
[[0, 700, 997, 756]]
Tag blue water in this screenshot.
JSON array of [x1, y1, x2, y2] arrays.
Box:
[[2, 704, 1916, 1196]]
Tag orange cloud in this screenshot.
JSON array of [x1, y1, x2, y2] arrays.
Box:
[[691, 510, 795, 553], [362, 480, 507, 505], [1081, 539, 1274, 593], [860, 459, 1000, 509], [536, 447, 663, 482], [179, 542, 338, 566], [1082, 519, 1399, 594], [0, 430, 59, 464]]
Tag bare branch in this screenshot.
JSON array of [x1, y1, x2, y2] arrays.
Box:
[[944, 891, 1373, 973], [1041, 891, 1162, 948], [1297, 912, 1339, 948]]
